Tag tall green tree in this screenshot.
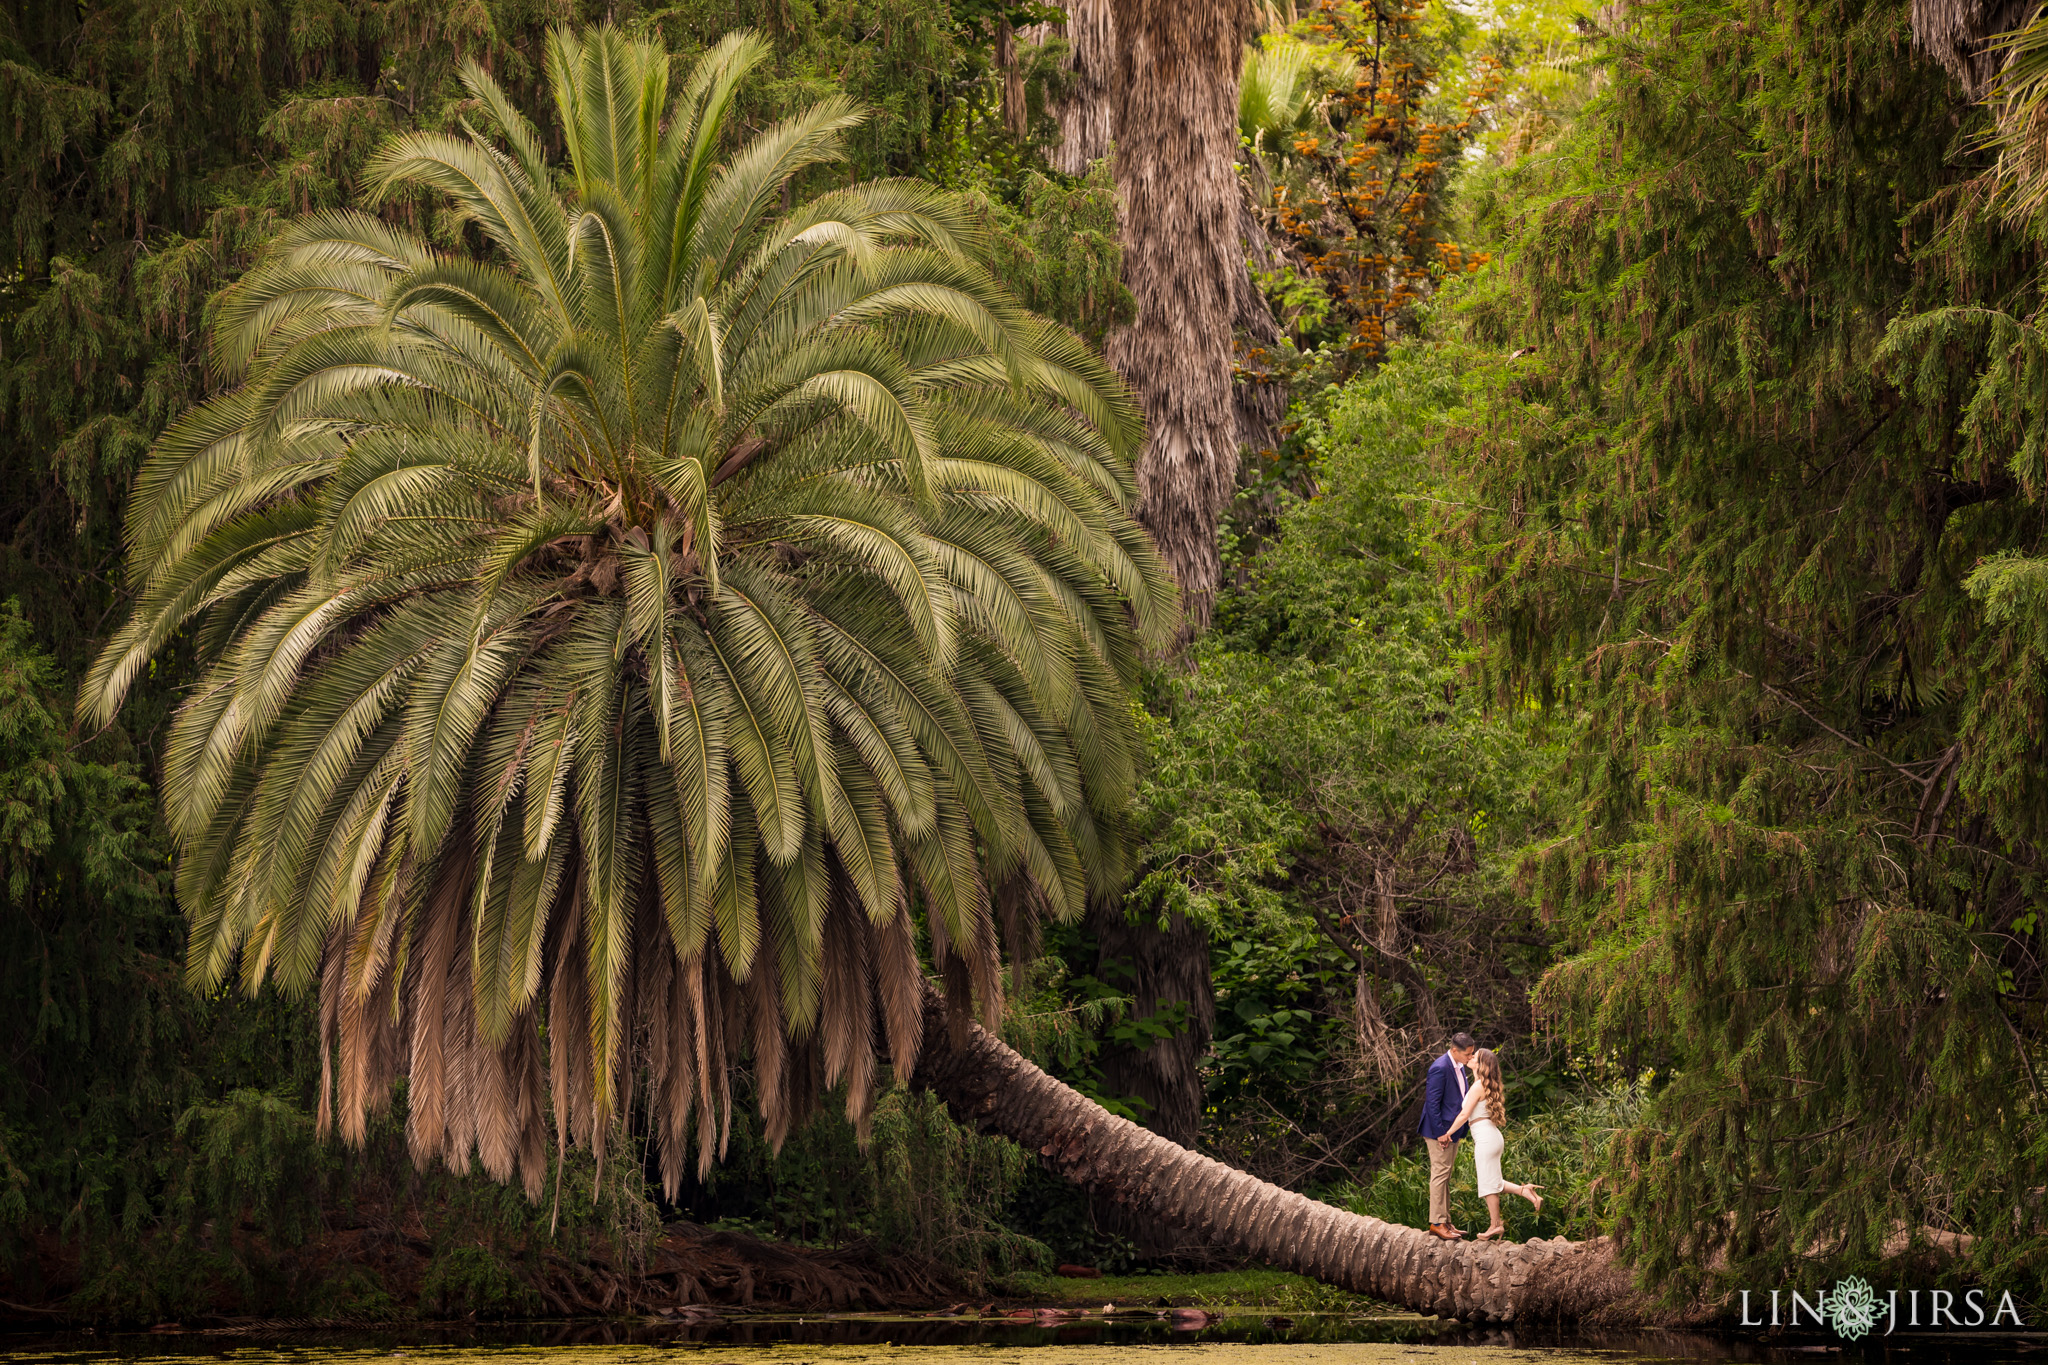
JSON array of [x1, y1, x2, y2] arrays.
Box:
[[0, 603, 288, 1240], [82, 25, 1174, 1199], [1454, 0, 2048, 1296]]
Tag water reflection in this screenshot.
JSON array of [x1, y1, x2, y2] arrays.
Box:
[[1, 1314, 2041, 1363]]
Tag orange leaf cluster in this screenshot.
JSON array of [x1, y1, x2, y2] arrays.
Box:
[[1263, 0, 1503, 365]]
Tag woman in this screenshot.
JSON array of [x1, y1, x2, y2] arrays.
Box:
[[1446, 1048, 1544, 1240]]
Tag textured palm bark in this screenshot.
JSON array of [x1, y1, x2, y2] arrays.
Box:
[[1027, 0, 1116, 174], [1107, 0, 1246, 630], [998, 21, 1028, 139], [1910, 0, 2034, 94], [1089, 903, 1214, 1147], [911, 985, 1657, 1324], [1087, 904, 1216, 1259], [1232, 190, 1287, 460]]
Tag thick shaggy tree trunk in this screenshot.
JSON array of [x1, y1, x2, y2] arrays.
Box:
[[1232, 189, 1288, 461], [1029, 0, 1116, 174], [911, 985, 1655, 1324], [1910, 0, 2034, 94], [1107, 0, 1247, 631], [1089, 904, 1215, 1148], [998, 21, 1028, 139], [1088, 904, 1216, 1259]]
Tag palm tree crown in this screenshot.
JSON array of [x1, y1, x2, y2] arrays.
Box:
[[84, 26, 1172, 1196]]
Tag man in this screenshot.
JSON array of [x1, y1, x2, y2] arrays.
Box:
[[1418, 1031, 1478, 1240]]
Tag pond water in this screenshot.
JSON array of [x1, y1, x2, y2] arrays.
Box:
[[1, 1313, 2041, 1365]]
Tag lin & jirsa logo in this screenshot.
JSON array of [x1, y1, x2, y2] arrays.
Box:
[[1740, 1276, 2026, 1340]]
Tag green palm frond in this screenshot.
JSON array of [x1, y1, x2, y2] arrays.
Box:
[[89, 24, 1169, 1197], [1986, 16, 2048, 220], [1239, 35, 1359, 161]]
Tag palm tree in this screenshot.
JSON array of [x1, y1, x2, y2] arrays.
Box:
[[81, 25, 1175, 1201], [80, 26, 1648, 1322], [911, 985, 1648, 1323], [1238, 36, 1356, 170]]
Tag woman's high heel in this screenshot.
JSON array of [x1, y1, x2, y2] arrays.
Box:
[[1475, 1225, 1505, 1241], [1522, 1185, 1545, 1216]]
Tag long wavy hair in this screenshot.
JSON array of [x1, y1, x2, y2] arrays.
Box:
[[1474, 1048, 1507, 1125]]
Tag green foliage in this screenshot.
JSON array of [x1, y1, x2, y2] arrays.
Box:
[[67, 1082, 659, 1323], [0, 603, 331, 1283], [1001, 949, 1149, 1121], [1239, 34, 1359, 167], [1208, 925, 1354, 1114], [1143, 344, 1546, 944], [0, 0, 500, 668], [647, 0, 970, 180], [961, 160, 1136, 350], [1452, 0, 2048, 1301], [1130, 342, 1556, 1183], [867, 1089, 1047, 1282], [168, 1089, 329, 1244], [686, 1085, 1049, 1288], [418, 1245, 538, 1318]]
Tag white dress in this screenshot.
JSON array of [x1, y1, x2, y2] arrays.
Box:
[[1470, 1095, 1505, 1197]]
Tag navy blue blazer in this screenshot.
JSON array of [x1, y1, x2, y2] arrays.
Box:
[[1418, 1052, 1470, 1141]]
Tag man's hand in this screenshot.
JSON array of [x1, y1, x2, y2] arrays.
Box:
[[1438, 1135, 1457, 1152]]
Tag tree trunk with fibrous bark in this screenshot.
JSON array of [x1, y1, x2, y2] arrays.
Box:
[[1107, 0, 1249, 632], [910, 983, 1663, 1323], [1233, 189, 1288, 461], [1026, 0, 1117, 173], [1086, 903, 1216, 1259], [1088, 904, 1214, 1149], [1909, 0, 2035, 94], [998, 20, 1029, 138]]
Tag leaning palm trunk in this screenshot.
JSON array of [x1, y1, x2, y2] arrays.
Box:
[[912, 985, 1647, 1324]]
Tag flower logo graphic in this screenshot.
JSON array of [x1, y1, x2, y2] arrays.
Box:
[[1829, 1276, 1881, 1341]]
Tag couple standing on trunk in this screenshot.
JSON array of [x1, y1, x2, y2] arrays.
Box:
[[1419, 1031, 1543, 1241]]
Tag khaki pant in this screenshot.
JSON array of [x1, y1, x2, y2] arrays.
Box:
[[1427, 1135, 1459, 1226]]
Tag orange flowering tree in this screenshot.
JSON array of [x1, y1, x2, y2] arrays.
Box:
[[1246, 0, 1507, 369]]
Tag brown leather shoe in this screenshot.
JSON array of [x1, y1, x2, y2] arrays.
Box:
[[1428, 1223, 1463, 1241]]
